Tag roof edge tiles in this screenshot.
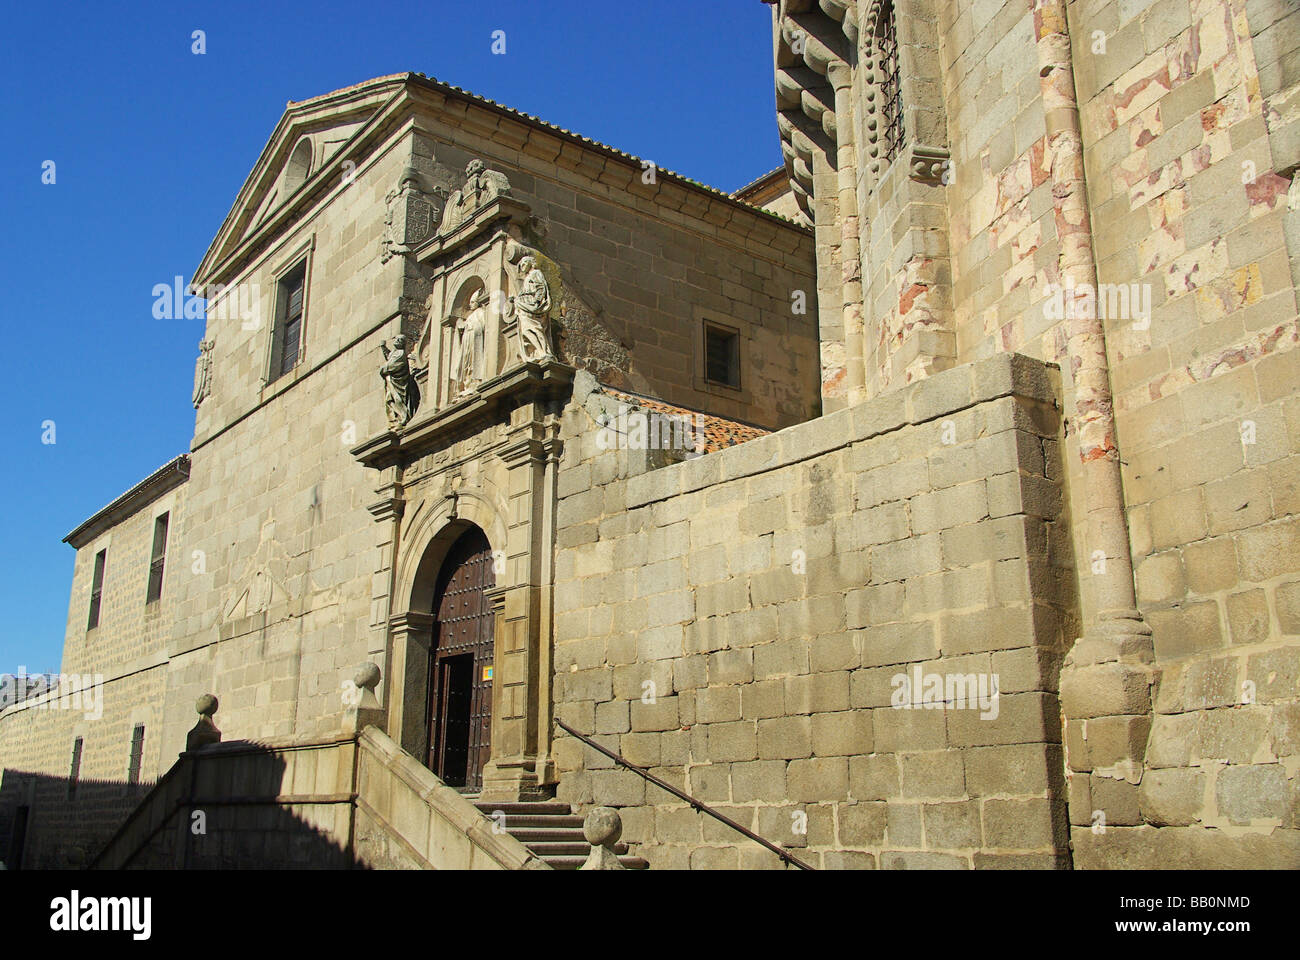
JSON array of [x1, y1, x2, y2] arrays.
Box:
[[402, 73, 813, 232], [599, 385, 770, 454], [63, 455, 191, 549]]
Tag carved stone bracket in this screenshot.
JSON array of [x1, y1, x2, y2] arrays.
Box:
[[907, 143, 951, 187]]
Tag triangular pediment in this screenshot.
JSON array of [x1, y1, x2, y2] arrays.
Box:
[[195, 74, 411, 286]]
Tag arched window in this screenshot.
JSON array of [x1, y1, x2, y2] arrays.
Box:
[[875, 1, 906, 166], [865, 0, 906, 179]]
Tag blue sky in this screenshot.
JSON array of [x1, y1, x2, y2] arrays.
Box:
[[0, 0, 783, 672]]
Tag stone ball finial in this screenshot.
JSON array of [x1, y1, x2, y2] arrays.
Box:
[[354, 662, 381, 692], [196, 694, 218, 718], [583, 807, 622, 846]]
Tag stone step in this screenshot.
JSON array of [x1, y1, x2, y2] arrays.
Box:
[[522, 841, 631, 857], [486, 814, 586, 829], [504, 826, 594, 843], [545, 855, 649, 870], [471, 798, 648, 869], [473, 801, 572, 816]]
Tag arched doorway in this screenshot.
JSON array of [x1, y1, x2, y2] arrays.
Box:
[[427, 526, 496, 791]]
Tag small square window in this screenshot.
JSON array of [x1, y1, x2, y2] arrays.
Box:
[[704, 323, 740, 389]]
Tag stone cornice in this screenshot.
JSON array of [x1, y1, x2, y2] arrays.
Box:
[[352, 360, 575, 471], [63, 455, 191, 549]]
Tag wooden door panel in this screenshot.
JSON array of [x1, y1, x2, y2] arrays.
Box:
[[427, 528, 496, 791]]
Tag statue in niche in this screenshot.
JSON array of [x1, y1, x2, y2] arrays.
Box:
[[438, 159, 511, 235], [379, 334, 422, 428], [512, 255, 553, 362], [192, 339, 214, 408], [448, 289, 490, 399]]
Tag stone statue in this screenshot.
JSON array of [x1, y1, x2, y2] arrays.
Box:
[[512, 256, 553, 362], [192, 339, 214, 408], [379, 334, 422, 427], [448, 290, 490, 399], [437, 159, 511, 235]]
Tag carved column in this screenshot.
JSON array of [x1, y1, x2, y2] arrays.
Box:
[[387, 611, 434, 760], [366, 472, 406, 727], [1029, 0, 1155, 841], [829, 60, 865, 405], [478, 427, 549, 801]]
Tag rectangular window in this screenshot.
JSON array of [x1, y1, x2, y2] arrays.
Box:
[[704, 323, 741, 388], [146, 513, 169, 604], [269, 261, 307, 381], [68, 738, 83, 800], [87, 549, 107, 631], [127, 724, 145, 785]]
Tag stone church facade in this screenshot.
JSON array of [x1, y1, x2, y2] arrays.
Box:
[[2, 0, 1298, 870]]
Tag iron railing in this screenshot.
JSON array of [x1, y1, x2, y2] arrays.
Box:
[[555, 717, 814, 870]]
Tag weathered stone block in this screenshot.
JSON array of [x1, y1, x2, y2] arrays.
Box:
[[899, 750, 966, 798], [1215, 764, 1288, 823], [982, 797, 1064, 850], [923, 801, 982, 848], [1138, 768, 1205, 826], [786, 757, 848, 802], [757, 715, 813, 760], [849, 753, 900, 801], [810, 710, 873, 757], [1090, 776, 1141, 826]]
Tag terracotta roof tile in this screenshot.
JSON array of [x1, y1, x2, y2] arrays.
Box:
[[600, 386, 769, 454]]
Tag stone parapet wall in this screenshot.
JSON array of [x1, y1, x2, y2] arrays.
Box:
[[551, 353, 1076, 868]]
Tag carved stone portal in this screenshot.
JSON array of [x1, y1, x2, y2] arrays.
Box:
[[438, 159, 512, 236]]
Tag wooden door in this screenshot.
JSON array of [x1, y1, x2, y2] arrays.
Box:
[[427, 527, 495, 791]]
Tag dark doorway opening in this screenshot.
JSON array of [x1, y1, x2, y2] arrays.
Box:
[[426, 527, 495, 791], [8, 805, 29, 869]]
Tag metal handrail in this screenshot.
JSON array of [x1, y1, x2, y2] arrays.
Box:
[[555, 717, 814, 870]]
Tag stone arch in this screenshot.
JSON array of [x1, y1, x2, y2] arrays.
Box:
[[449, 273, 487, 319], [394, 481, 510, 614], [386, 483, 510, 764]]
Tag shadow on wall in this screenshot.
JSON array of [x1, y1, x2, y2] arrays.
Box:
[[0, 769, 153, 869], [0, 750, 363, 870]]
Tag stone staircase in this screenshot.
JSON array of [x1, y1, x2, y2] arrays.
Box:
[[471, 800, 648, 870]]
